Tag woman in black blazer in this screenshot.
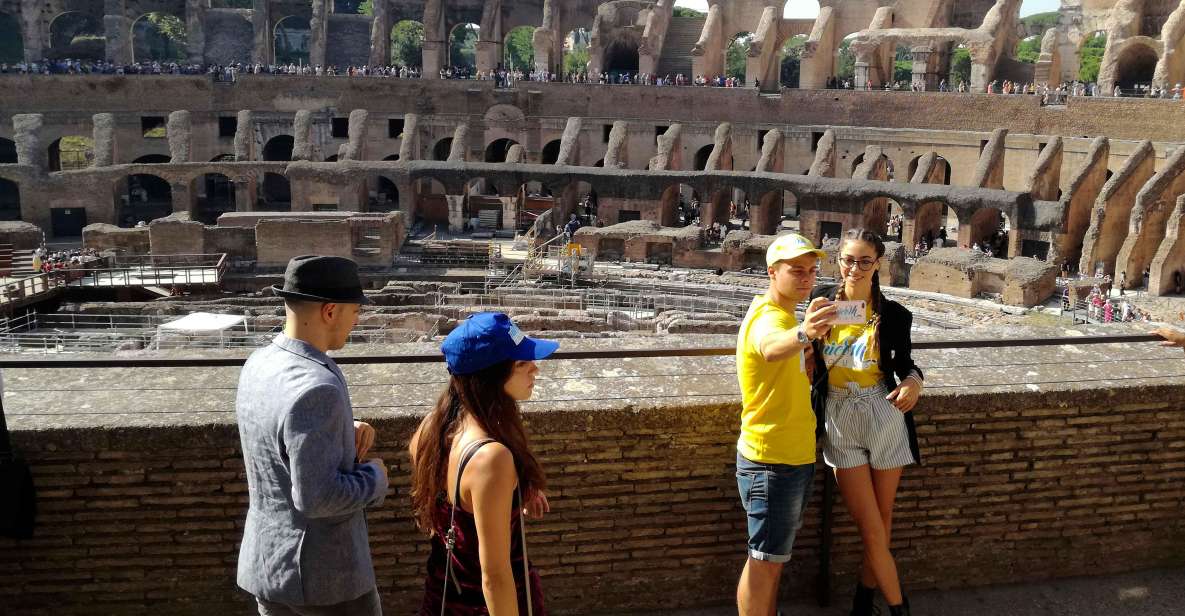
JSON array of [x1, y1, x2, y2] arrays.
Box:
[[808, 229, 923, 616]]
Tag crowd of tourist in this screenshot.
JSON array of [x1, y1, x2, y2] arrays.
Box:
[[30, 246, 99, 274], [1070, 286, 1154, 323]]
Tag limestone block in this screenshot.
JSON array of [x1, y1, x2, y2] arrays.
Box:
[[505, 144, 526, 163], [398, 114, 419, 161], [13, 113, 45, 172], [292, 110, 315, 161], [447, 125, 468, 162], [167, 111, 192, 163], [92, 113, 116, 167]]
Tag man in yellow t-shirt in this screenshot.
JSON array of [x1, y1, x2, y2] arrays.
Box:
[[735, 233, 836, 616]]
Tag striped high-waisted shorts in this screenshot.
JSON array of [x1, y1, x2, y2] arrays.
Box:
[[824, 382, 915, 470]]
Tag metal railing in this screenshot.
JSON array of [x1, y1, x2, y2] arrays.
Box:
[[62, 253, 229, 289]]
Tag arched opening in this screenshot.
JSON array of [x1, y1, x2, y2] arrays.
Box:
[[132, 154, 171, 164], [914, 201, 954, 250], [432, 137, 453, 161], [564, 28, 591, 77], [504, 25, 535, 72], [117, 174, 172, 227], [541, 139, 562, 165], [834, 32, 859, 85], [324, 154, 339, 162], [862, 196, 901, 238], [484, 138, 518, 163], [48, 136, 94, 172], [274, 15, 311, 65], [780, 35, 808, 88], [907, 154, 952, 184], [593, 159, 605, 167], [131, 12, 187, 62], [193, 173, 235, 224], [784, 0, 821, 19], [1015, 34, 1041, 64], [0, 14, 24, 63], [262, 135, 295, 162], [707, 186, 747, 231], [0, 138, 17, 164], [782, 191, 800, 229], [693, 144, 714, 171], [391, 20, 424, 67], [659, 183, 697, 227], [970, 207, 1011, 256], [48, 11, 105, 61], [950, 43, 971, 88], [1078, 32, 1106, 83], [604, 40, 640, 78], [0, 178, 20, 221], [465, 177, 504, 231], [1115, 43, 1158, 94], [210, 154, 236, 162], [383, 154, 400, 161], [891, 44, 912, 88], [372, 176, 399, 212], [726, 32, 753, 82], [449, 23, 479, 75], [260, 172, 291, 211]]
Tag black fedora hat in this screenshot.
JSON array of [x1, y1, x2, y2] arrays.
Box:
[[271, 255, 371, 305]]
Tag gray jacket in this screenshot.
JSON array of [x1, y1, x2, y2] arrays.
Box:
[[235, 334, 388, 605]]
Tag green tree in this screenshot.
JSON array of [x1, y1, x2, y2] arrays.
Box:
[[135, 12, 187, 62], [836, 40, 855, 81], [1079, 33, 1106, 82], [780, 36, 805, 87], [950, 47, 971, 86], [334, 0, 366, 13], [673, 7, 705, 18], [1021, 12, 1060, 33], [359, 0, 373, 15], [726, 33, 751, 80], [449, 24, 478, 69], [504, 26, 534, 70], [391, 20, 423, 67], [1016, 36, 1041, 63]]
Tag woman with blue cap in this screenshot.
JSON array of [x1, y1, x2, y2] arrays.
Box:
[[410, 312, 558, 616]]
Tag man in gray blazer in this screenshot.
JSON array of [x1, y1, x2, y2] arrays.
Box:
[[236, 255, 389, 616]]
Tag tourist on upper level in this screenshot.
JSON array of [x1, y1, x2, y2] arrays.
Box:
[[734, 234, 836, 615], [410, 312, 556, 616], [808, 229, 923, 616], [235, 255, 387, 616]]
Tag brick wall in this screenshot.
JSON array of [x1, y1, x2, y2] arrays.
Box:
[[2, 386, 1185, 614]]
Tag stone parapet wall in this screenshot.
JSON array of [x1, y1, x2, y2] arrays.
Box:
[[1, 369, 1184, 615]]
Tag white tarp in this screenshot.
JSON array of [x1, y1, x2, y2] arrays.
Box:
[[157, 312, 245, 334]]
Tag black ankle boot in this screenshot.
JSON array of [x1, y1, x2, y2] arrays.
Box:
[[850, 582, 880, 616], [888, 597, 910, 616]]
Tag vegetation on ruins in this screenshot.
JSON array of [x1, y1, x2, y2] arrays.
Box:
[[450, 24, 478, 69], [673, 7, 706, 18], [950, 47, 971, 86], [565, 29, 592, 75], [726, 33, 753, 81], [1079, 33, 1106, 83], [133, 12, 187, 62], [780, 35, 806, 88], [390, 20, 424, 67]]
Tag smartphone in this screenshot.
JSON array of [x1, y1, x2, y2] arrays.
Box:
[[832, 300, 866, 325]]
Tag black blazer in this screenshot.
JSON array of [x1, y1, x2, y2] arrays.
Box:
[[808, 284, 923, 464]]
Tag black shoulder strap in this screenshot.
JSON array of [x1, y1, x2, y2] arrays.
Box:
[[453, 438, 497, 508]]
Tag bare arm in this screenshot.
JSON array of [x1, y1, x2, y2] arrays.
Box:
[[759, 297, 836, 362], [468, 444, 521, 616]]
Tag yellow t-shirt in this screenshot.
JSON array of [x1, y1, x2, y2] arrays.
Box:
[[735, 295, 816, 466], [822, 304, 883, 388]]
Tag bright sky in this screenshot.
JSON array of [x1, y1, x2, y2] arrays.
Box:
[[672, 0, 1061, 19]]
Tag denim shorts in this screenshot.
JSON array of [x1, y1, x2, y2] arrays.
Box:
[[735, 452, 815, 563]]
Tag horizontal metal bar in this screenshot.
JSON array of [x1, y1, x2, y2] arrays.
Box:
[[0, 334, 1166, 369]]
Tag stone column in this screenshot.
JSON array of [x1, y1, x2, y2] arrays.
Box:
[[13, 114, 46, 174], [167, 111, 192, 163], [170, 181, 193, 216], [252, 0, 271, 64], [421, 0, 446, 77], [92, 113, 117, 167], [292, 111, 315, 161], [234, 111, 255, 161], [19, 0, 44, 62], [446, 195, 465, 232], [185, 0, 206, 65], [104, 0, 133, 64], [368, 0, 391, 66], [910, 46, 933, 91], [853, 61, 870, 90], [309, 0, 329, 68]]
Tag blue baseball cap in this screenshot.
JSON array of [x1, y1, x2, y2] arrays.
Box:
[[441, 312, 560, 375]]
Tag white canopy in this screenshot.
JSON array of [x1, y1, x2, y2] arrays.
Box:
[[157, 312, 245, 334]]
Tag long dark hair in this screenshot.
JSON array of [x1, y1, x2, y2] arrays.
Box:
[[839, 228, 887, 352], [410, 360, 546, 533]]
